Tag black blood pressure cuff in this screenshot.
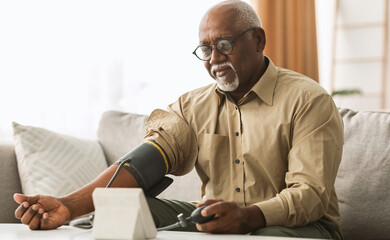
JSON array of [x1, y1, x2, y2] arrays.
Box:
[[114, 140, 173, 197]]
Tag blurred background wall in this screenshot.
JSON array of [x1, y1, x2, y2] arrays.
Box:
[[0, 0, 388, 141]]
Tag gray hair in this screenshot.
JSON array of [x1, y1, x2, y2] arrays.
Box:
[[229, 0, 262, 29]]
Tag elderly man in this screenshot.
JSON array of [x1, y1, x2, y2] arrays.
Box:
[[14, 1, 343, 239]]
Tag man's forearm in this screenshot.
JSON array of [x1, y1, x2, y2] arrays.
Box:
[[59, 165, 139, 220]]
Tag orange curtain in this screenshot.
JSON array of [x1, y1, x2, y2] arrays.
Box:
[[251, 0, 319, 82]]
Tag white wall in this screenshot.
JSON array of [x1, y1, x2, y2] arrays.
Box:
[[315, 0, 336, 94], [2, 0, 371, 142], [0, 0, 249, 141]]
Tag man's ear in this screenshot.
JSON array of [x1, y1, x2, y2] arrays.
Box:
[[255, 27, 266, 52]]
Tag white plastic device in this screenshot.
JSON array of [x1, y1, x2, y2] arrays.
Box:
[[92, 188, 157, 240]]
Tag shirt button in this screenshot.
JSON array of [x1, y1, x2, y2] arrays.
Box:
[[235, 132, 239, 136], [235, 106, 238, 110], [235, 159, 240, 164], [235, 188, 241, 192]]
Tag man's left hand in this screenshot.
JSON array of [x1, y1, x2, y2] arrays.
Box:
[[196, 199, 266, 234]]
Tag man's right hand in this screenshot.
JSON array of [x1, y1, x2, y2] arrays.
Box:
[[13, 165, 141, 230], [14, 193, 71, 230]]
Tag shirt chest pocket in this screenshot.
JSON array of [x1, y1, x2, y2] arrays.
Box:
[[197, 133, 230, 181]]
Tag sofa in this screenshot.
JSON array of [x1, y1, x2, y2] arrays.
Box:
[[0, 108, 389, 239]]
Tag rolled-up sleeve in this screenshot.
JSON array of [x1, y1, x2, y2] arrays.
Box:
[[255, 94, 344, 227], [144, 104, 198, 176]]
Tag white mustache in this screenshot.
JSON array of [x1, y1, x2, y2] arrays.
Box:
[[211, 62, 235, 78]]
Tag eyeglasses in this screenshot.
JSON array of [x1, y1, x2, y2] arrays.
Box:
[[192, 27, 256, 61]]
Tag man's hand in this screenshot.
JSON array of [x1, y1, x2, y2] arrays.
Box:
[[14, 193, 71, 230], [196, 199, 266, 234]]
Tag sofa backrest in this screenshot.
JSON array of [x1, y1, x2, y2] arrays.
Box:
[[97, 111, 150, 166], [98, 109, 390, 239], [336, 108, 390, 240]]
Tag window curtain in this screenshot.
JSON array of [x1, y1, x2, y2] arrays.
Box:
[[251, 0, 319, 82]]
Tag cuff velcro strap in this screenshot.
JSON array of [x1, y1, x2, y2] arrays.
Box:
[[114, 140, 170, 192]]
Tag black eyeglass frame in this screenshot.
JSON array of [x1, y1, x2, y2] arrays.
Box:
[[192, 27, 257, 61]]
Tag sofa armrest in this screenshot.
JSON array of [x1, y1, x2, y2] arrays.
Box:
[[0, 142, 23, 223]]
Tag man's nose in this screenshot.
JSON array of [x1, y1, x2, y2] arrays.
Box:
[[209, 47, 226, 65]]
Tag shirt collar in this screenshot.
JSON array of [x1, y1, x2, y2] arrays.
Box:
[[251, 57, 278, 106], [214, 57, 278, 106]]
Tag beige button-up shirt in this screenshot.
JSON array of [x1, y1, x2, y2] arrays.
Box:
[[145, 58, 344, 232]]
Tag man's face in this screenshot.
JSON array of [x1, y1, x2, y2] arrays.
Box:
[[198, 6, 262, 93]]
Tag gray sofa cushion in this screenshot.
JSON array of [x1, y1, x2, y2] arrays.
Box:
[[0, 143, 22, 223], [336, 108, 390, 240]]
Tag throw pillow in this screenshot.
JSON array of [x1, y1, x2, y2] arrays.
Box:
[[13, 122, 108, 197]]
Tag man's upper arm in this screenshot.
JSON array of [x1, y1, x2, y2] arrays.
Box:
[[144, 99, 198, 176], [255, 94, 344, 227]]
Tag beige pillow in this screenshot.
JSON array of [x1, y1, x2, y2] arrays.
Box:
[[13, 122, 108, 197]]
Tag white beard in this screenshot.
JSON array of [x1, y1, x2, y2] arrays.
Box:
[[211, 62, 239, 92], [216, 74, 239, 92]]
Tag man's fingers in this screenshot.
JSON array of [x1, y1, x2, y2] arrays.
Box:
[[202, 201, 228, 217], [14, 193, 40, 205], [15, 202, 30, 219], [13, 193, 28, 204], [40, 213, 51, 230], [20, 204, 39, 225], [28, 208, 44, 230]]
